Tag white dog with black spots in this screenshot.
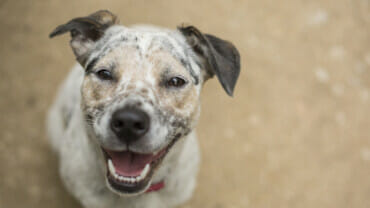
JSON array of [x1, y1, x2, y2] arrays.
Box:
[[48, 10, 240, 208]]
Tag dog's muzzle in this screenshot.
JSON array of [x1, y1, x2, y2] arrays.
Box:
[[103, 106, 174, 195]]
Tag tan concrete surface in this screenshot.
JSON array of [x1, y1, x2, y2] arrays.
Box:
[[0, 0, 369, 207]]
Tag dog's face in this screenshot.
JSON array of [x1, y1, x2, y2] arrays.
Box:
[[81, 26, 202, 153], [50, 10, 240, 195]]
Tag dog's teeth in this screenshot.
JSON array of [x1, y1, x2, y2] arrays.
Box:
[[140, 164, 150, 179], [134, 177, 139, 183], [115, 173, 120, 180], [108, 159, 115, 175], [108, 160, 151, 183]]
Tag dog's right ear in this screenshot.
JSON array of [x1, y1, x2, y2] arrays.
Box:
[[49, 10, 118, 66]]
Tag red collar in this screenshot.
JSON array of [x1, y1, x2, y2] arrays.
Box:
[[145, 181, 165, 193]]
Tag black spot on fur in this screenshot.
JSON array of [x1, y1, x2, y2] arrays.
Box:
[[84, 113, 94, 126], [86, 58, 98, 72], [153, 106, 192, 144]]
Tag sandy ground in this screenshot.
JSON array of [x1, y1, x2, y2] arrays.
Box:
[[0, 0, 369, 207]]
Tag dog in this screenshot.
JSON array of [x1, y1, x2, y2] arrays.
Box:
[[47, 10, 240, 208]]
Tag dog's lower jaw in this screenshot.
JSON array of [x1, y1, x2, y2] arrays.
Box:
[[55, 112, 200, 208]]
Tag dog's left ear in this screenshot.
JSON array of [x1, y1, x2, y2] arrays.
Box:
[[178, 26, 240, 96], [49, 10, 118, 66]]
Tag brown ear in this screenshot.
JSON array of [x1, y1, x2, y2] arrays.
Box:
[[49, 10, 118, 66], [178, 26, 240, 96]]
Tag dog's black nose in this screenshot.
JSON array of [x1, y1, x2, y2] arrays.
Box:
[[110, 108, 150, 142]]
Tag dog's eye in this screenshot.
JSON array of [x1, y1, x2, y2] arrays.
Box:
[[166, 77, 187, 88], [96, 69, 113, 81]]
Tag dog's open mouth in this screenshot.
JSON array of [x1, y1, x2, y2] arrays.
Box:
[[102, 146, 169, 194]]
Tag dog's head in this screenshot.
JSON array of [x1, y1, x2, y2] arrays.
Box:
[[50, 10, 240, 195]]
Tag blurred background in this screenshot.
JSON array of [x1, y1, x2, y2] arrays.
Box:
[[0, 0, 369, 207]]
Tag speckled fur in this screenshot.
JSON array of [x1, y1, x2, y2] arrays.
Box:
[[47, 25, 203, 208]]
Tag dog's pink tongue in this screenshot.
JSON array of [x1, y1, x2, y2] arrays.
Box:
[[106, 151, 154, 177]]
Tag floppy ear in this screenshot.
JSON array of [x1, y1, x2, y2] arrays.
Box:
[[49, 10, 118, 66], [178, 26, 240, 96]]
